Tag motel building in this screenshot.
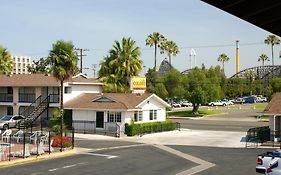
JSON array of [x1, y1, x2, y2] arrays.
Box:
[[65, 76, 170, 136], [0, 74, 169, 136]]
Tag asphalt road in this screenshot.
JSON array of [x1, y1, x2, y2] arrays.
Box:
[[0, 144, 195, 175], [169, 145, 272, 175], [170, 107, 268, 132]]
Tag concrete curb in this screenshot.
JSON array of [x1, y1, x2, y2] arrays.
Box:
[[0, 149, 76, 168]]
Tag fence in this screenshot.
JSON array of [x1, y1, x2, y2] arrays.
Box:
[[72, 120, 120, 137], [245, 126, 271, 148], [0, 128, 74, 162]]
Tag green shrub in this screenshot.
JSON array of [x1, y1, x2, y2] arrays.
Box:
[[257, 126, 270, 142], [125, 120, 176, 136]]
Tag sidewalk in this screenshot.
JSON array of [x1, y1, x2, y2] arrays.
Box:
[[75, 129, 247, 148]]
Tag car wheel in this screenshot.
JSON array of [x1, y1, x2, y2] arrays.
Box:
[[223, 103, 226, 106], [211, 103, 214, 107], [3, 124, 9, 130]]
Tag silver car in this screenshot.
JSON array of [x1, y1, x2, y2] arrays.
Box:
[[0, 115, 25, 130]]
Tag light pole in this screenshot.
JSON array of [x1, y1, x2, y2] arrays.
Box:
[[189, 48, 196, 69]]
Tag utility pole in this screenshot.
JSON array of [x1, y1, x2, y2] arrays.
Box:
[[92, 64, 97, 78], [75, 48, 89, 73]]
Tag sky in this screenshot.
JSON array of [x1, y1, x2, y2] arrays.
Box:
[[1, 0, 281, 77]]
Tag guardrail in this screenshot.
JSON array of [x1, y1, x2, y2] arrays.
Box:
[[72, 120, 120, 137]]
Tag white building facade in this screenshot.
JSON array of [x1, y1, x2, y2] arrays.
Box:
[[12, 56, 34, 74]]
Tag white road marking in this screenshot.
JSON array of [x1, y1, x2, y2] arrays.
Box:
[[81, 152, 118, 159], [47, 162, 88, 172], [153, 145, 215, 175]]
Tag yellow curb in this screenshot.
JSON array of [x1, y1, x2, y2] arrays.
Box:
[[0, 149, 76, 168]]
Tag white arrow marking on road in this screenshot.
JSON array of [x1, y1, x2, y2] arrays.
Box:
[[81, 152, 118, 159]]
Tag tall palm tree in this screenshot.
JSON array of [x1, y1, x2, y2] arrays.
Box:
[[258, 54, 269, 66], [48, 40, 78, 150], [112, 38, 142, 80], [0, 46, 13, 75], [264, 34, 280, 66], [217, 53, 230, 72], [160, 40, 179, 65], [145, 32, 166, 70], [99, 37, 143, 92]]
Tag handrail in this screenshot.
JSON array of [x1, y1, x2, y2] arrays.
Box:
[[19, 95, 42, 117]]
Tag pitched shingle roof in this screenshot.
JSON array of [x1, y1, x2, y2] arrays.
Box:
[[65, 93, 154, 110], [0, 74, 101, 87], [264, 92, 281, 114]]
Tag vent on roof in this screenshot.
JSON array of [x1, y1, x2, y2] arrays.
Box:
[[93, 96, 115, 102]]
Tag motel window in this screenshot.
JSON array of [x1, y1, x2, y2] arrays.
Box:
[[64, 87, 72, 94], [107, 112, 121, 123], [134, 111, 143, 122], [153, 110, 157, 120], [149, 110, 157, 120]]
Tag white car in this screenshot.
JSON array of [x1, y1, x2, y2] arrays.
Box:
[[172, 102, 181, 108], [0, 115, 26, 130], [181, 101, 192, 107], [256, 150, 281, 174], [208, 100, 233, 106]]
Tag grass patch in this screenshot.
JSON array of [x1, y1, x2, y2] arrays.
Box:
[[259, 115, 270, 121], [167, 110, 222, 117], [254, 104, 268, 109]]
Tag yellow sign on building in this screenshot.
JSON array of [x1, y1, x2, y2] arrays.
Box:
[[130, 76, 146, 91]]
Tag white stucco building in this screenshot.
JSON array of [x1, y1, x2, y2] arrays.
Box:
[[65, 93, 170, 135], [12, 56, 34, 74]]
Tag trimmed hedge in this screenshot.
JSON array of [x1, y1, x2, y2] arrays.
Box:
[[125, 120, 177, 136]]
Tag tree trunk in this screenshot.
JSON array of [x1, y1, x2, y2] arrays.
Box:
[[192, 103, 200, 114], [154, 44, 157, 70], [60, 80, 64, 151]]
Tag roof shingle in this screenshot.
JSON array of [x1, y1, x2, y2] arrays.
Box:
[[65, 93, 153, 110], [264, 92, 281, 114]]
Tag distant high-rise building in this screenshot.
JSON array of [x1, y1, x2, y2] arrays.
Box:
[[12, 56, 34, 74]]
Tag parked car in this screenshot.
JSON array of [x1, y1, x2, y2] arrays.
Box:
[[256, 95, 268, 103], [243, 96, 257, 103], [256, 150, 281, 174], [0, 115, 26, 130], [172, 102, 181, 108], [181, 101, 192, 107], [233, 97, 245, 104], [208, 100, 233, 106]]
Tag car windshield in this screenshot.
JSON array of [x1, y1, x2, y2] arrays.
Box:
[[0, 115, 12, 121]]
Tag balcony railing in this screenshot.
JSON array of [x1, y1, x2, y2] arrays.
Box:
[[0, 93, 13, 102], [19, 93, 36, 103]]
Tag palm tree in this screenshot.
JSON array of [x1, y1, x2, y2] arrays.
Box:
[[145, 32, 166, 70], [160, 40, 179, 65], [99, 37, 143, 92], [48, 40, 78, 150], [0, 46, 13, 74], [264, 34, 280, 66], [110, 38, 142, 85], [258, 54, 269, 66], [217, 53, 230, 72]]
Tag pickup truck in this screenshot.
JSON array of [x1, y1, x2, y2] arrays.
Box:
[[256, 150, 281, 174]]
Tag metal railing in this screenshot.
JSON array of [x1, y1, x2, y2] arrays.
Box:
[[0, 93, 13, 102], [0, 129, 75, 162], [245, 126, 270, 148], [72, 120, 120, 137]]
